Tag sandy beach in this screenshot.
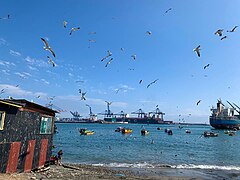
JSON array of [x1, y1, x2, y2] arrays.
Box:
[[0, 163, 240, 180]]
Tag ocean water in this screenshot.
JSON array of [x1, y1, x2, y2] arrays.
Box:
[[53, 123, 240, 171]]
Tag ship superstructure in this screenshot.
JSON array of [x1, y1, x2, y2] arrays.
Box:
[[210, 99, 240, 129]]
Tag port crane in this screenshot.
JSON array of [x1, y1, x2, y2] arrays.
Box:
[[98, 101, 114, 117], [131, 108, 146, 118], [148, 108, 165, 120], [70, 111, 82, 118], [86, 104, 97, 120]]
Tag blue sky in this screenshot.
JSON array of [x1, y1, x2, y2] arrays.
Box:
[[1, 0, 240, 123]]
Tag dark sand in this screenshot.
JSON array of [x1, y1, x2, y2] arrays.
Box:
[[0, 163, 240, 180]]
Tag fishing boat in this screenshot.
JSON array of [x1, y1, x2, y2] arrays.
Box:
[[185, 129, 191, 134], [210, 100, 240, 129], [203, 131, 218, 137], [122, 128, 132, 134], [79, 128, 95, 135], [141, 129, 150, 135], [115, 127, 123, 132]]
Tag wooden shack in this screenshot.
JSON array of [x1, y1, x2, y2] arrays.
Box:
[[0, 99, 57, 173]]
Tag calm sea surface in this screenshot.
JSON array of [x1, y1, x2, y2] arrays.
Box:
[[53, 123, 240, 170]]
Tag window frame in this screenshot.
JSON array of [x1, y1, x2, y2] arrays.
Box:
[[40, 116, 53, 134], [0, 111, 6, 130]]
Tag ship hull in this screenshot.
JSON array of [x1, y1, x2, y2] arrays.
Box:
[[210, 117, 240, 129]]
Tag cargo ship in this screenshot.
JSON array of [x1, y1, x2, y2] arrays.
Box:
[[103, 108, 173, 124], [210, 99, 240, 129]]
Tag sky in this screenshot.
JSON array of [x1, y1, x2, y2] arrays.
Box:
[[0, 0, 240, 123]]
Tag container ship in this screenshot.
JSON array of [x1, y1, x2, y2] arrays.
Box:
[[210, 99, 240, 129], [102, 108, 173, 124]]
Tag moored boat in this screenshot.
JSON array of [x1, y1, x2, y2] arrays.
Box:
[[203, 131, 218, 137], [210, 100, 240, 129], [79, 128, 95, 135], [122, 128, 133, 134], [141, 129, 150, 135]]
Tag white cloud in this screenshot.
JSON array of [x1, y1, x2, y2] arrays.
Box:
[[24, 56, 48, 67], [1, 69, 10, 75], [0, 38, 7, 46], [41, 79, 50, 85], [0, 60, 16, 67], [68, 73, 73, 77], [28, 65, 38, 71], [9, 50, 21, 57]]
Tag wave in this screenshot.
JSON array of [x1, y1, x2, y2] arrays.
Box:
[[92, 162, 240, 171]]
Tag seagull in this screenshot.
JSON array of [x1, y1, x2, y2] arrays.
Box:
[[0, 14, 10, 20], [147, 79, 159, 88], [196, 100, 201, 106], [81, 92, 86, 100], [146, 31, 152, 35], [214, 29, 224, 36], [139, 80, 143, 84], [120, 48, 124, 51], [75, 80, 84, 83], [227, 26, 238, 32], [79, 89, 82, 94], [131, 54, 136, 60], [63, 21, 67, 28], [101, 50, 112, 62], [105, 58, 113, 67], [193, 45, 201, 57], [36, 95, 41, 98], [69, 27, 80, 35], [0, 89, 5, 94], [203, 64, 210, 69], [220, 36, 227, 40], [165, 8, 172, 14], [41, 38, 56, 57], [47, 56, 55, 67]]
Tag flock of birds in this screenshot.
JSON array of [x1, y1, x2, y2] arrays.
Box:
[[193, 25, 238, 105], [1, 5, 239, 117]]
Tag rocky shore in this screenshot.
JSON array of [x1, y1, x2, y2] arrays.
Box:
[[0, 163, 240, 180]]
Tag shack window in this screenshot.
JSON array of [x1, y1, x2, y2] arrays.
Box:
[[40, 117, 53, 134], [0, 111, 6, 130]]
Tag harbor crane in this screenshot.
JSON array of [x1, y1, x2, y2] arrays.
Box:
[[98, 101, 113, 117], [86, 104, 97, 120], [131, 108, 146, 118], [148, 108, 165, 120]]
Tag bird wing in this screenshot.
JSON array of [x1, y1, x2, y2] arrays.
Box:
[[49, 48, 56, 57], [196, 50, 200, 57], [41, 38, 49, 48]]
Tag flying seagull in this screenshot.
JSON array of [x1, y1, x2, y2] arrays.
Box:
[[139, 80, 143, 84], [63, 21, 67, 28], [193, 45, 201, 57], [0, 14, 10, 20], [220, 36, 227, 40], [227, 26, 238, 32], [147, 79, 159, 88], [0, 89, 5, 94], [88, 32, 96, 34], [47, 56, 55, 67], [101, 50, 112, 62], [214, 29, 224, 36], [196, 100, 201, 106], [41, 38, 56, 57], [131, 54, 136, 60], [79, 89, 82, 94], [105, 58, 113, 67], [81, 92, 86, 100], [70, 27, 80, 35], [120, 48, 124, 51], [89, 39, 96, 43], [165, 8, 172, 14], [146, 31, 152, 35], [203, 64, 210, 69], [36, 95, 41, 98]]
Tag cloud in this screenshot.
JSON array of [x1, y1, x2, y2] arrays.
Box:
[[0, 38, 7, 46], [0, 60, 16, 67], [1, 69, 10, 75], [110, 84, 135, 93], [9, 50, 21, 57], [15, 72, 32, 79], [28, 65, 38, 71], [41, 79, 50, 85], [0, 84, 49, 99], [24, 56, 48, 67]]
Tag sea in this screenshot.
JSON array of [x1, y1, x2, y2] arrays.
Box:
[[53, 123, 240, 171]]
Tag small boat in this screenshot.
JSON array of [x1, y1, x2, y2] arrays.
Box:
[[141, 129, 150, 135], [203, 131, 218, 137], [229, 131, 236, 136], [185, 130, 191, 134], [157, 127, 161, 130], [122, 128, 133, 134], [115, 127, 123, 132], [79, 128, 95, 135], [165, 128, 171, 133], [167, 129, 173, 135]]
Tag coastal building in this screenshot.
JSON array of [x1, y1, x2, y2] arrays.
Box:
[[0, 99, 57, 173]]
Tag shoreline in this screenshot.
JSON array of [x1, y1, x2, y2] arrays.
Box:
[[1, 163, 240, 180]]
